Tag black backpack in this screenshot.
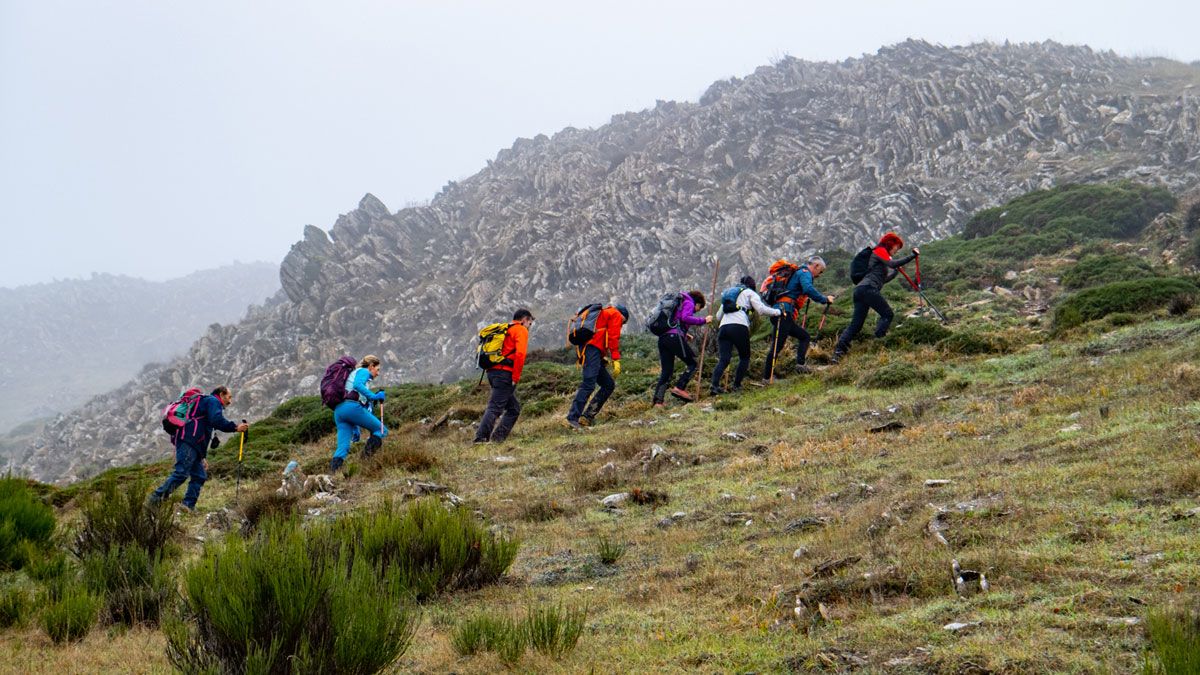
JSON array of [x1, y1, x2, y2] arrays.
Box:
[[567, 304, 604, 346], [644, 293, 683, 336], [849, 247, 873, 284]]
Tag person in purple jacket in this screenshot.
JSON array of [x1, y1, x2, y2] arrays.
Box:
[[652, 290, 713, 406]]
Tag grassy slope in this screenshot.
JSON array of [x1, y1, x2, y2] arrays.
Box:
[[4, 188, 1200, 673]]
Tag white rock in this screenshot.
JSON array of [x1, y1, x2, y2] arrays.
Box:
[[493, 455, 516, 463], [943, 621, 980, 632], [601, 492, 630, 508], [925, 479, 953, 487], [792, 547, 809, 559], [1059, 424, 1082, 434]]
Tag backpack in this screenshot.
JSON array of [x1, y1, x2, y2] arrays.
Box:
[[320, 356, 359, 409], [645, 292, 683, 336], [161, 388, 204, 436], [477, 322, 512, 369], [567, 304, 604, 346], [849, 247, 874, 284], [760, 260, 799, 304], [720, 285, 748, 314]]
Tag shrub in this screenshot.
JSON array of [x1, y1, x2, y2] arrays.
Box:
[[1053, 278, 1200, 330], [885, 318, 952, 347], [963, 181, 1175, 240], [1144, 605, 1200, 674], [1169, 294, 1195, 316], [166, 521, 420, 675], [0, 583, 30, 628], [1061, 254, 1157, 290], [238, 485, 301, 534], [40, 583, 101, 643], [521, 499, 571, 523], [73, 479, 178, 559], [525, 603, 587, 658], [858, 363, 941, 389], [0, 476, 56, 570], [81, 544, 173, 627], [451, 613, 510, 657], [287, 409, 335, 445], [938, 331, 1012, 355], [594, 535, 627, 565]]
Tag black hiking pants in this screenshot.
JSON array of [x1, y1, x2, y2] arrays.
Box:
[[835, 285, 894, 354], [711, 324, 751, 390], [567, 345, 615, 422], [475, 369, 520, 442], [762, 311, 810, 380], [654, 333, 697, 403]]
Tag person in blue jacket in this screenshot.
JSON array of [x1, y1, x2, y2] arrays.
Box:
[[330, 354, 388, 473], [762, 256, 836, 380], [150, 386, 248, 511]]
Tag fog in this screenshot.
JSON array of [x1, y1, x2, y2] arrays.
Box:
[[2, 0, 1197, 288]]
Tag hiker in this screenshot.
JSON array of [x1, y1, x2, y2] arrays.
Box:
[[566, 304, 629, 429], [475, 308, 534, 443], [710, 276, 782, 394], [653, 290, 712, 406], [762, 256, 836, 380], [330, 355, 388, 472], [832, 232, 918, 362], [150, 386, 248, 511]]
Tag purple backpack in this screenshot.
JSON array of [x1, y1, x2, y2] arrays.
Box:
[[320, 356, 359, 409]]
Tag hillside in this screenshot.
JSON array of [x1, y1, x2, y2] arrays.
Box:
[[20, 40, 1200, 482], [0, 262, 279, 437], [2, 184, 1199, 672]]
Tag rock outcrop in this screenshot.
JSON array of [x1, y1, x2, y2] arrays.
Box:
[[18, 40, 1200, 482]]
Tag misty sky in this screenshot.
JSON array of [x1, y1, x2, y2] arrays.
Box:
[[2, 1, 1198, 289]]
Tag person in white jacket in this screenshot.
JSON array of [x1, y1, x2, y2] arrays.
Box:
[[709, 276, 782, 394]]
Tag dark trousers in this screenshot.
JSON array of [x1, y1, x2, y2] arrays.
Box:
[[151, 441, 207, 509], [711, 324, 751, 390], [835, 285, 894, 354], [762, 312, 810, 379], [567, 345, 615, 422], [654, 333, 697, 402], [475, 369, 521, 442]]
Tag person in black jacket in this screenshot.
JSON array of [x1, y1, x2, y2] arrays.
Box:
[[832, 232, 918, 363], [149, 386, 248, 511]]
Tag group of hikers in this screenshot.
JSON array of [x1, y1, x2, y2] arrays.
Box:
[[152, 232, 921, 509]]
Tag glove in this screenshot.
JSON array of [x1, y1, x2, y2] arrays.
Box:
[[210, 435, 221, 449], [374, 391, 387, 402], [612, 360, 622, 377]]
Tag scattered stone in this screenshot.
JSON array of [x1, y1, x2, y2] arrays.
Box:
[[784, 517, 829, 533], [869, 421, 906, 433], [993, 286, 1014, 296], [749, 444, 770, 456], [925, 479, 953, 487], [792, 547, 809, 559], [1169, 507, 1200, 521], [700, 405, 715, 413], [204, 507, 243, 532], [1059, 424, 1082, 433], [601, 492, 631, 508], [1135, 552, 1165, 566], [1066, 411, 1081, 420], [885, 404, 901, 414], [952, 559, 990, 596], [493, 455, 516, 463], [669, 413, 683, 419], [1004, 270, 1019, 280], [1102, 617, 1142, 627], [771, 407, 789, 415], [444, 493, 465, 508], [312, 492, 341, 504], [721, 512, 754, 525], [812, 555, 861, 577], [943, 621, 980, 632], [597, 462, 618, 481], [722, 431, 748, 442], [598, 447, 616, 456]]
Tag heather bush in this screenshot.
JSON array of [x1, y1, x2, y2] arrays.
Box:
[[0, 476, 55, 571]]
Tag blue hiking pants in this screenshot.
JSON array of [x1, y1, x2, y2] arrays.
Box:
[[333, 400, 387, 461], [152, 440, 207, 509]]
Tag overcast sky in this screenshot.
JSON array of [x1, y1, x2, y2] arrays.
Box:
[[2, 1, 1198, 288]]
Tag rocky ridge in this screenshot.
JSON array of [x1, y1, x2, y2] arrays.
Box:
[[19, 40, 1200, 482]]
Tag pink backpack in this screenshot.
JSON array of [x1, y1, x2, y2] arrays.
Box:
[[161, 388, 204, 436]]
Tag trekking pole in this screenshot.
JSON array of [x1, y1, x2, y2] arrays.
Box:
[[800, 301, 810, 330], [898, 266, 948, 323], [235, 420, 246, 499], [695, 257, 721, 400], [768, 312, 783, 385], [816, 302, 830, 339]]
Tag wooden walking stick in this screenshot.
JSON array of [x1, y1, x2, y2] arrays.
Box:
[[694, 257, 721, 400]]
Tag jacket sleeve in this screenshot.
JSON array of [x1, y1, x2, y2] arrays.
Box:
[[748, 290, 782, 316], [351, 368, 376, 402], [509, 325, 528, 383], [885, 253, 917, 269], [680, 296, 707, 326], [605, 312, 623, 361], [797, 269, 830, 305], [205, 397, 239, 433]]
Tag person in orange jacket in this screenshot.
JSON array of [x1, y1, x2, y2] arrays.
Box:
[[474, 308, 534, 443], [566, 303, 629, 429]]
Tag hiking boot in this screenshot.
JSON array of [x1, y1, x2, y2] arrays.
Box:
[[669, 387, 694, 402], [579, 415, 594, 427], [472, 438, 491, 444], [729, 385, 743, 394], [652, 401, 666, 408], [565, 418, 584, 431], [830, 351, 845, 365], [363, 435, 382, 458], [329, 456, 345, 473], [709, 386, 726, 396], [793, 364, 812, 375]]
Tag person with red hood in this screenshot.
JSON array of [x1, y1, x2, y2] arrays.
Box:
[[832, 232, 918, 362]]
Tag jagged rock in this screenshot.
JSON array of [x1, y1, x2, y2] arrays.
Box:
[[784, 517, 829, 533], [601, 492, 630, 508], [19, 41, 1200, 482]]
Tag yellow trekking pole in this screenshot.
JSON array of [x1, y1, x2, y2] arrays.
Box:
[[235, 420, 246, 498]]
